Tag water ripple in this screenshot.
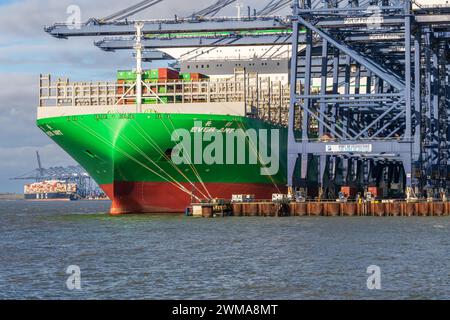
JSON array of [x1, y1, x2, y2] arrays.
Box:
[[1, 200, 450, 299]]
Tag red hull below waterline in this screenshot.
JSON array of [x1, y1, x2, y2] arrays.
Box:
[[100, 182, 287, 214]]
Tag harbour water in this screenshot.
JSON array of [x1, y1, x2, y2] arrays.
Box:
[[1, 200, 450, 300]]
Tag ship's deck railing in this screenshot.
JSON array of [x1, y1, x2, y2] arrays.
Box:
[[39, 73, 292, 124]]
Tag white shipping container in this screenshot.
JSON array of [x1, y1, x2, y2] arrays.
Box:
[[231, 194, 244, 203], [231, 194, 255, 202], [414, 0, 449, 8], [272, 194, 287, 202], [243, 194, 255, 202], [24, 180, 77, 195], [192, 205, 204, 217]]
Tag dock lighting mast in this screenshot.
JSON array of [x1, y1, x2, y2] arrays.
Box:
[[236, 1, 243, 19], [36, 151, 44, 180], [135, 22, 144, 112]]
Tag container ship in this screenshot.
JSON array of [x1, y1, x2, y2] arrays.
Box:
[[37, 53, 292, 213], [24, 180, 78, 201]]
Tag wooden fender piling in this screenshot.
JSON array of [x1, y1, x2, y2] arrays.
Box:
[[307, 202, 323, 216], [342, 202, 357, 216], [232, 203, 242, 216], [370, 203, 386, 216], [216, 200, 450, 218], [431, 202, 445, 216], [258, 203, 272, 217], [357, 203, 366, 216], [416, 202, 429, 216], [289, 202, 307, 216], [402, 202, 416, 216], [387, 202, 401, 216], [201, 206, 213, 218], [242, 203, 258, 216], [326, 202, 340, 216]]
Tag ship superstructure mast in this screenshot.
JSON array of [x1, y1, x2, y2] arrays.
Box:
[[134, 22, 144, 111]]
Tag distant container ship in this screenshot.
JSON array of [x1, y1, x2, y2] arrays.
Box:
[[24, 180, 78, 201]]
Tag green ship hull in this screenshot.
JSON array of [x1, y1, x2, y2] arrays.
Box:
[[37, 112, 287, 213]]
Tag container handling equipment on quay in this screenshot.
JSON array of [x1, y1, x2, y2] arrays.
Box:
[[39, 0, 450, 215]]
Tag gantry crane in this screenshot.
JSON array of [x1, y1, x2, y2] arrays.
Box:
[[44, 0, 450, 199], [11, 154, 104, 198]]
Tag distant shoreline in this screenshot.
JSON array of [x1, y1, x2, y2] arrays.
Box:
[[0, 194, 24, 200], [0, 194, 111, 201]]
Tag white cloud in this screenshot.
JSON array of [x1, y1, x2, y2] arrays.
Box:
[[0, 143, 73, 169], [0, 71, 73, 191]]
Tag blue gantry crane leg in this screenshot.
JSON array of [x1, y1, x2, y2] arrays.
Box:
[[286, 0, 450, 200]]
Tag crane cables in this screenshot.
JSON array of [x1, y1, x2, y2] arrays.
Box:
[[101, 0, 165, 22], [188, 0, 237, 18], [257, 0, 291, 16]]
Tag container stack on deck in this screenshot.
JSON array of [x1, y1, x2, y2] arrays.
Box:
[[24, 181, 77, 195], [116, 68, 209, 105]]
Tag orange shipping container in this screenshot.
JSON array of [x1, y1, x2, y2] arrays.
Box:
[[189, 73, 208, 81], [368, 187, 382, 198], [340, 186, 357, 198], [158, 68, 179, 80]]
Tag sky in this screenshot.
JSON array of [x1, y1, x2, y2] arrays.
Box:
[[0, 0, 265, 193], [0, 0, 446, 193]]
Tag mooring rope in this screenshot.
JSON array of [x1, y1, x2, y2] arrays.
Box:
[[74, 120, 201, 201], [101, 120, 202, 199], [125, 119, 211, 200]]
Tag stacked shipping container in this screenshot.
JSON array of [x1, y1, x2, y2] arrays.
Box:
[[116, 68, 209, 105], [24, 181, 77, 195]]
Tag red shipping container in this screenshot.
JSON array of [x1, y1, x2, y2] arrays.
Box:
[[158, 68, 179, 80], [368, 187, 381, 198], [341, 186, 357, 198], [143, 86, 158, 94], [189, 73, 208, 81], [116, 79, 126, 95]]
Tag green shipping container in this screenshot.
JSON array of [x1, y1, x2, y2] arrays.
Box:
[[142, 71, 150, 80], [142, 96, 182, 104], [180, 73, 191, 81], [150, 69, 159, 79], [142, 70, 159, 80], [118, 70, 160, 81], [142, 98, 157, 104], [117, 70, 136, 81]]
